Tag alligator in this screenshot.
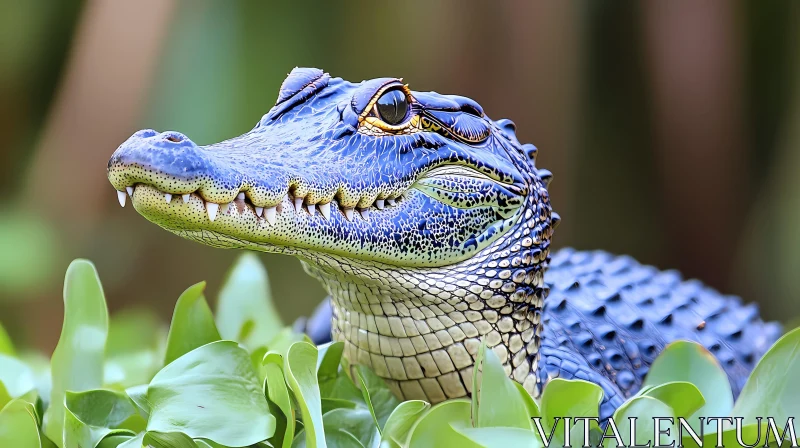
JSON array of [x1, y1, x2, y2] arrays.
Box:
[[107, 68, 781, 419]]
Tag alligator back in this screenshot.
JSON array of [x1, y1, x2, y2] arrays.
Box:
[[540, 248, 782, 418]]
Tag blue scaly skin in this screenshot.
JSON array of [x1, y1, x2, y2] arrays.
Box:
[[107, 68, 781, 418]]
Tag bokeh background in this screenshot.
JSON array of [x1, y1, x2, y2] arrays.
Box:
[[1, 1, 799, 352]]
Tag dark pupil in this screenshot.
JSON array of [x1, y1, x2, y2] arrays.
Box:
[[376, 89, 408, 125]]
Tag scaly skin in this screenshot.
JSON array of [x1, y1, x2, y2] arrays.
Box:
[[108, 68, 781, 418]]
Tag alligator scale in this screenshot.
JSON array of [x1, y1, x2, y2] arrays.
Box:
[[108, 68, 781, 419]]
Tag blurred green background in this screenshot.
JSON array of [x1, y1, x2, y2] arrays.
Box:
[[1, 1, 799, 352]]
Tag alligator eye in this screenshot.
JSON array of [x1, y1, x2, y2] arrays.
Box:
[[375, 89, 408, 125]]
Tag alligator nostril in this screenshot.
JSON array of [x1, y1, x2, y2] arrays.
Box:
[[166, 135, 183, 143]]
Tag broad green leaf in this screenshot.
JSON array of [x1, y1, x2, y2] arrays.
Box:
[[44, 259, 109, 448], [0, 321, 13, 356], [640, 381, 705, 418], [321, 398, 357, 414], [216, 253, 283, 349], [408, 400, 480, 448], [321, 408, 378, 448], [163, 282, 221, 365], [105, 350, 161, 389], [0, 383, 10, 410], [284, 342, 325, 448], [356, 365, 400, 431], [147, 341, 275, 446], [63, 389, 137, 448], [0, 354, 35, 400], [115, 433, 144, 448], [732, 326, 800, 424], [125, 384, 149, 418], [474, 341, 531, 430], [0, 399, 41, 448], [381, 400, 429, 448], [19, 352, 52, 409], [607, 396, 676, 448], [267, 327, 311, 358], [513, 382, 540, 419], [539, 378, 603, 446], [452, 424, 542, 448], [292, 427, 362, 448], [96, 435, 134, 448], [143, 431, 198, 448], [643, 340, 732, 432], [263, 353, 294, 448], [316, 342, 344, 383]]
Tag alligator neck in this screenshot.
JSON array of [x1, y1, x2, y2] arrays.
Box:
[[300, 198, 552, 403]]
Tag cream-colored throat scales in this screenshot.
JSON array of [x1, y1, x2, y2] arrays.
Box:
[[300, 206, 552, 403]]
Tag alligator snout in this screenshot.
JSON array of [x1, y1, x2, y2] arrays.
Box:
[[108, 129, 213, 179]]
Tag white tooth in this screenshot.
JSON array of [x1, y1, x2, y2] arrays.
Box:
[[265, 206, 277, 224], [359, 208, 371, 220], [375, 199, 385, 210], [117, 190, 127, 207], [319, 202, 331, 219], [294, 197, 304, 212], [206, 202, 219, 221], [165, 193, 172, 203], [237, 192, 245, 201], [221, 202, 230, 214], [387, 198, 396, 206], [182, 194, 190, 203], [126, 186, 134, 197], [255, 206, 263, 217], [307, 204, 316, 216], [343, 207, 354, 221]]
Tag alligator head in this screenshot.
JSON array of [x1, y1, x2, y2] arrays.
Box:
[[108, 68, 557, 401]]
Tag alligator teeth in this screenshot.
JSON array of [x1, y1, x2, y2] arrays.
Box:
[[342, 207, 354, 221], [117, 190, 127, 207], [206, 202, 219, 221], [307, 204, 316, 216], [265, 206, 277, 224], [387, 198, 396, 207], [294, 197, 304, 212], [126, 186, 135, 197], [359, 208, 370, 220], [220, 202, 230, 214], [182, 194, 190, 203], [255, 206, 263, 217], [165, 193, 172, 203], [375, 199, 385, 210], [319, 202, 331, 220], [237, 192, 245, 201]]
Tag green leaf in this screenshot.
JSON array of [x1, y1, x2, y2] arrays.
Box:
[[63, 389, 137, 448], [642, 340, 732, 432], [0, 321, 14, 356], [0, 354, 36, 400], [452, 424, 542, 448], [143, 431, 198, 448], [44, 259, 109, 448], [513, 382, 540, 419], [284, 342, 325, 448], [263, 353, 294, 448], [115, 433, 144, 448], [356, 365, 400, 432], [105, 310, 165, 388], [316, 342, 344, 383], [607, 396, 676, 448], [321, 408, 378, 448], [732, 326, 800, 424], [216, 253, 283, 349], [639, 381, 705, 418], [474, 341, 531, 430], [164, 282, 221, 365], [267, 327, 311, 358], [96, 435, 134, 448], [0, 383, 10, 410], [321, 398, 357, 414], [539, 378, 603, 446], [0, 399, 41, 448], [408, 400, 480, 448], [125, 384, 150, 418], [147, 340, 275, 446], [381, 400, 429, 448]]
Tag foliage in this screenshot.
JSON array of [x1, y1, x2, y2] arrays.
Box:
[[0, 254, 799, 447]]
